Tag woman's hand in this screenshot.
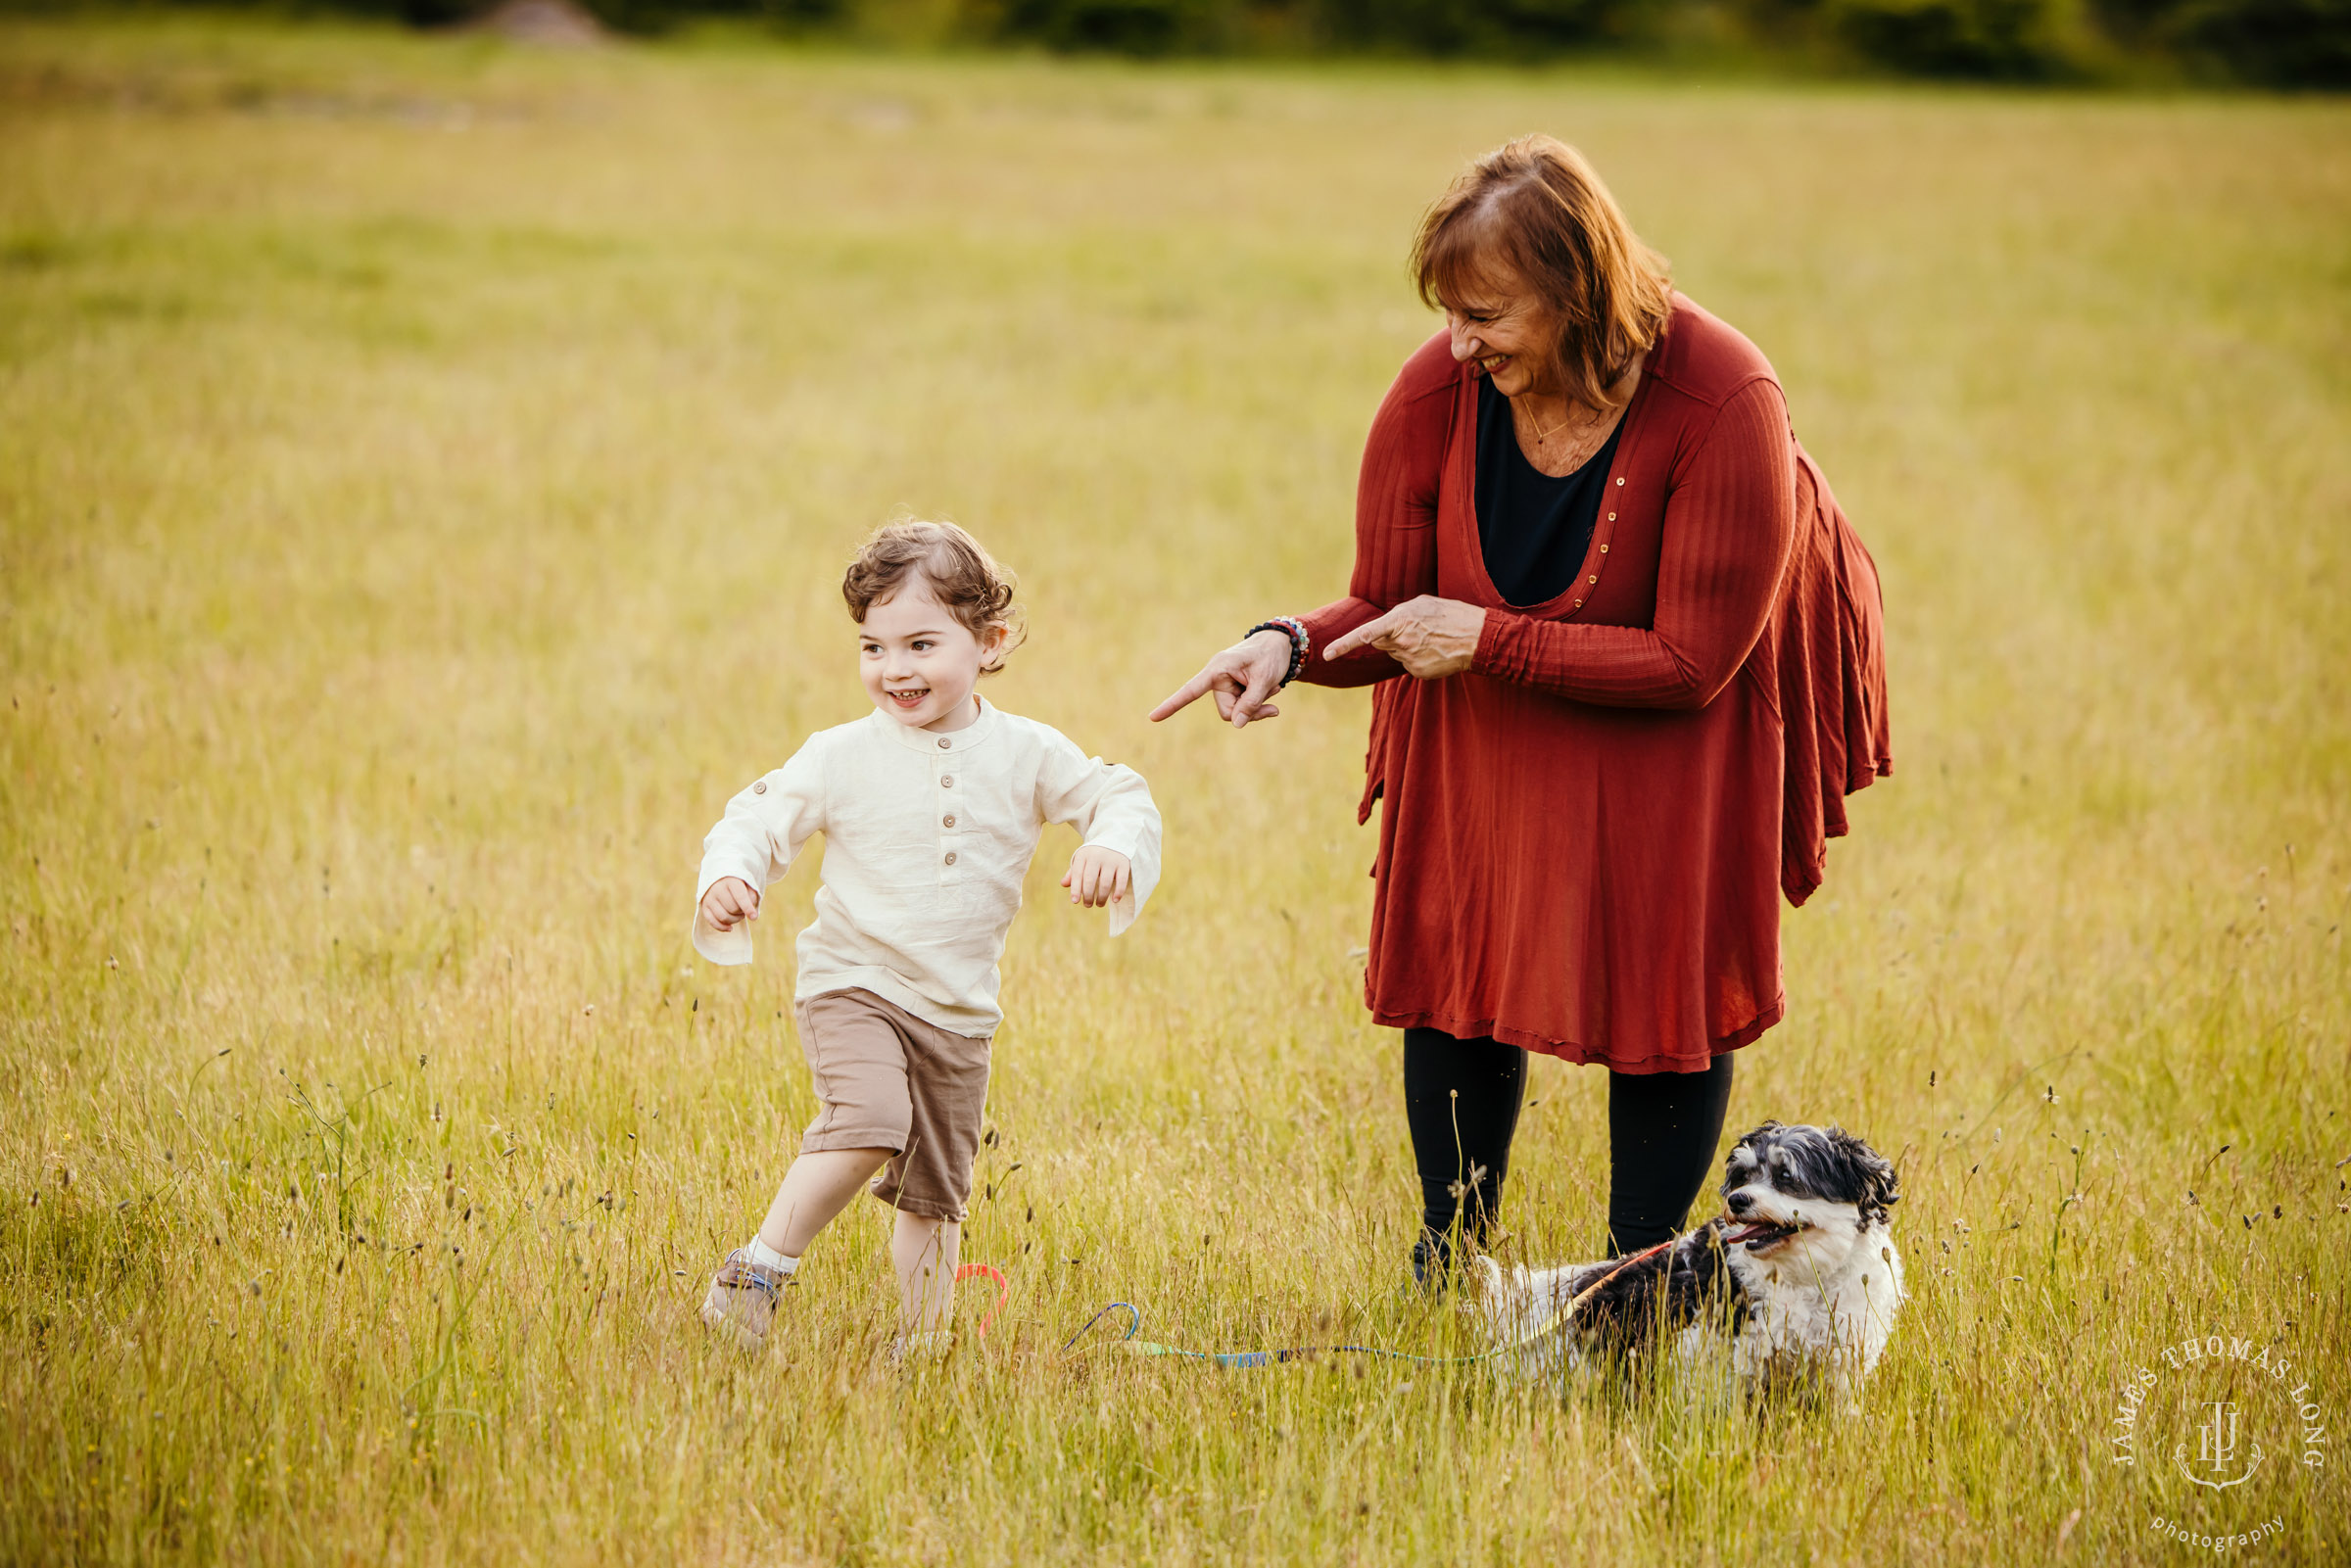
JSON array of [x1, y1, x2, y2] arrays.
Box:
[[1062, 845, 1132, 909], [1320, 595, 1485, 680], [1148, 628, 1293, 730], [698, 876, 760, 931]]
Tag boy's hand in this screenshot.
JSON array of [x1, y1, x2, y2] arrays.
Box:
[[698, 876, 761, 932], [1062, 846, 1132, 910]]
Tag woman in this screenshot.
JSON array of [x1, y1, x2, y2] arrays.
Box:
[[1152, 135, 1889, 1281]]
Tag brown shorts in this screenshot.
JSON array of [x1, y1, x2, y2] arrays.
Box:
[[794, 987, 992, 1222]]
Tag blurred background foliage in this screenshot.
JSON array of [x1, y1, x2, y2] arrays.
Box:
[[0, 0, 2342, 83]]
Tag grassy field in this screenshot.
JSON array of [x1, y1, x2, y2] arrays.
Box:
[[3, 16, 2348, 1564]]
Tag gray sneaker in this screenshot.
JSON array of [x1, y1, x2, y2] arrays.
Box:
[[698, 1249, 792, 1351]]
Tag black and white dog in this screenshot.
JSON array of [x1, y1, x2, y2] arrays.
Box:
[[1474, 1121, 1906, 1404]]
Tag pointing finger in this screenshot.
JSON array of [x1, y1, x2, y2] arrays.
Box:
[[1322, 609, 1399, 661], [1148, 669, 1218, 723]]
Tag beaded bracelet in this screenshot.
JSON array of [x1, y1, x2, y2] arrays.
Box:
[[1246, 616, 1311, 689]]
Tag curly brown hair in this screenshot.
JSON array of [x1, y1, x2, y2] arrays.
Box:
[[840, 519, 1025, 674], [1411, 134, 1674, 414]]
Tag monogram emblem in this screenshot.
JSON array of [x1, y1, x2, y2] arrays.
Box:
[[2175, 1400, 2264, 1490]]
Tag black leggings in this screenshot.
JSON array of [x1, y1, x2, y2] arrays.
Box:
[[1403, 1027, 1736, 1265]]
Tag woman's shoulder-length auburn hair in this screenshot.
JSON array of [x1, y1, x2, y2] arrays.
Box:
[[1411, 134, 1674, 413]]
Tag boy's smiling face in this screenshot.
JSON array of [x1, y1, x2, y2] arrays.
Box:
[[858, 581, 1004, 734]]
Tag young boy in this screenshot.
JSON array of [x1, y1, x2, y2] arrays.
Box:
[[693, 520, 1159, 1356]]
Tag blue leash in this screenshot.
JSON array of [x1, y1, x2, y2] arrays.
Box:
[[1057, 1239, 1674, 1369], [1057, 1301, 1486, 1366]]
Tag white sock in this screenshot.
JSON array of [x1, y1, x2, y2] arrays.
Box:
[[744, 1237, 798, 1274]]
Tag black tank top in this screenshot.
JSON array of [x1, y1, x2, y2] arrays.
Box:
[[1473, 374, 1624, 609]]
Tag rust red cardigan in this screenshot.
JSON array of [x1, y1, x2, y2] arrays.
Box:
[[1297, 296, 1890, 1073]]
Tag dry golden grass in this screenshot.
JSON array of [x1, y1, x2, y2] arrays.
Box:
[[1, 16, 2346, 1564]]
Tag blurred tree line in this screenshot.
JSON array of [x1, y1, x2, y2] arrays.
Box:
[[435, 0, 2348, 85], [39, 0, 2350, 83], [960, 0, 2340, 83]]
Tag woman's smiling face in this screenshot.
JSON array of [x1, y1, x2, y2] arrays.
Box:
[[857, 582, 1002, 734], [1440, 263, 1559, 401]]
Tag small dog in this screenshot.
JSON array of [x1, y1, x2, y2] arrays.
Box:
[[1475, 1121, 1906, 1405]]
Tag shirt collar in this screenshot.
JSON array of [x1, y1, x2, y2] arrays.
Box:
[[873, 693, 1000, 756]]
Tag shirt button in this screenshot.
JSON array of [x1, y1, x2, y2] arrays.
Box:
[[1601, 544, 1609, 553], [751, 781, 767, 794], [936, 737, 951, 749], [943, 852, 957, 866], [940, 775, 953, 787], [1588, 574, 1598, 584], [1607, 512, 1616, 521], [943, 814, 956, 829], [1614, 477, 1624, 487], [1573, 597, 1584, 607]]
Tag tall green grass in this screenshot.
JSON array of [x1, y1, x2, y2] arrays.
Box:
[[1, 18, 2346, 1564]]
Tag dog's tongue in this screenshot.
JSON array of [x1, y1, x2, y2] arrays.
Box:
[[1722, 1221, 1774, 1245]]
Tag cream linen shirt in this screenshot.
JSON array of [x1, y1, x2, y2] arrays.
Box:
[[693, 697, 1161, 1037]]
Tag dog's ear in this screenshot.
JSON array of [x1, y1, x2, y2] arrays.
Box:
[[1831, 1127, 1899, 1224], [1720, 1122, 1778, 1194]]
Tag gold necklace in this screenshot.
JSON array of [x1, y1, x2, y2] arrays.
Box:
[[1520, 399, 1591, 446]]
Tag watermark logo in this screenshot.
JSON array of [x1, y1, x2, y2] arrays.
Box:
[[2106, 1329, 2330, 1552], [2183, 1399, 2260, 1490]]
